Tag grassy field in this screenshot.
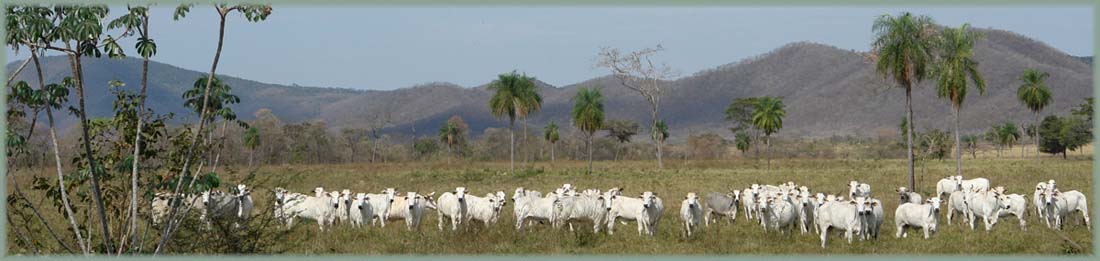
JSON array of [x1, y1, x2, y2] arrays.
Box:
[[7, 156, 1094, 255]]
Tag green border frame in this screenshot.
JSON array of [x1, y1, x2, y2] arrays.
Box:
[[1, 0, 1097, 259]]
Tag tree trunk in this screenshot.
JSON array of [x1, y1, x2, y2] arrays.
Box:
[[32, 51, 89, 254], [1035, 113, 1041, 161], [211, 120, 228, 173], [523, 117, 529, 164], [248, 149, 254, 168], [67, 48, 114, 254], [954, 107, 962, 177], [587, 134, 594, 174], [156, 10, 230, 255], [127, 18, 151, 254], [905, 87, 916, 190], [651, 105, 664, 170], [509, 119, 515, 175], [765, 135, 772, 171], [550, 142, 555, 162]]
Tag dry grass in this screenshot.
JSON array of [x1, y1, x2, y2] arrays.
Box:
[[7, 156, 1093, 255]]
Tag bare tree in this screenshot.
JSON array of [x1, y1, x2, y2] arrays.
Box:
[[597, 44, 678, 170]]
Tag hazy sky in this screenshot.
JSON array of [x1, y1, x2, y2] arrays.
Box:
[[6, 6, 1093, 90]]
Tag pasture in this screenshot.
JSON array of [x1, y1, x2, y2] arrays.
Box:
[[6, 157, 1093, 255]]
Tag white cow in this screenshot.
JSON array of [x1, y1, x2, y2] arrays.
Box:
[[464, 192, 506, 227], [894, 197, 942, 239], [607, 191, 663, 236], [946, 190, 971, 225], [791, 190, 816, 235], [365, 188, 397, 227], [856, 197, 884, 240], [848, 181, 871, 198], [1033, 182, 1048, 219], [273, 187, 340, 231], [896, 187, 923, 204], [703, 190, 741, 226], [388, 192, 431, 230], [996, 192, 1028, 231], [336, 189, 352, 225], [680, 193, 702, 237], [516, 191, 560, 230], [348, 193, 373, 229], [555, 191, 610, 233], [759, 193, 797, 234], [965, 188, 1005, 231], [741, 188, 759, 220], [201, 185, 254, 229], [815, 199, 863, 248], [955, 176, 990, 192], [935, 176, 959, 198], [436, 187, 469, 231], [1041, 189, 1091, 230]]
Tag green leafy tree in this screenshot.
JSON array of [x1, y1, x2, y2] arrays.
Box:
[[654, 120, 670, 149], [603, 119, 639, 161], [752, 97, 786, 171], [487, 71, 536, 175], [734, 132, 752, 155], [997, 122, 1020, 156], [438, 115, 468, 164], [872, 12, 937, 189], [572, 87, 605, 174], [157, 4, 271, 254], [1038, 115, 1092, 159], [243, 126, 260, 167], [543, 121, 560, 162], [1017, 68, 1053, 161], [933, 24, 985, 176], [961, 134, 979, 159]]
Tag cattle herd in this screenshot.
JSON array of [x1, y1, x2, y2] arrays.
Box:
[[149, 176, 1091, 249]]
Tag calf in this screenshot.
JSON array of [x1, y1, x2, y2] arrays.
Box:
[[365, 188, 397, 227], [703, 191, 740, 226], [273, 187, 339, 231], [897, 187, 923, 204], [680, 193, 702, 237], [436, 187, 469, 231], [741, 188, 758, 220], [1033, 182, 1047, 219], [815, 199, 863, 248], [348, 193, 373, 229], [894, 197, 942, 239]]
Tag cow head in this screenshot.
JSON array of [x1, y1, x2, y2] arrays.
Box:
[[1047, 179, 1057, 192], [273, 187, 287, 205], [749, 184, 761, 197], [927, 197, 942, 214], [381, 188, 397, 203], [423, 192, 438, 210], [684, 193, 699, 210], [327, 191, 341, 209], [314, 187, 325, 198], [561, 183, 574, 193], [405, 192, 419, 210], [455, 187, 468, 203], [494, 191, 507, 207], [640, 191, 658, 209], [848, 181, 860, 198], [854, 197, 873, 216], [602, 191, 616, 211], [512, 187, 526, 202], [1035, 182, 1047, 195], [355, 193, 367, 210]]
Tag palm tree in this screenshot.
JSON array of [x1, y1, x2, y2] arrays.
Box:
[[872, 12, 937, 189], [488, 71, 536, 175], [933, 24, 986, 177], [438, 121, 464, 164], [519, 80, 542, 164], [572, 87, 605, 174], [734, 132, 752, 156], [998, 122, 1021, 155], [243, 126, 261, 168], [1017, 68, 1053, 161], [654, 120, 670, 151], [543, 121, 560, 162], [752, 97, 786, 171]]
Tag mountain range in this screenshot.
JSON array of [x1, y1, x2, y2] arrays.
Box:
[[6, 27, 1093, 141]]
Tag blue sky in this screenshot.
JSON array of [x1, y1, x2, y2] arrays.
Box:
[[6, 6, 1093, 90]]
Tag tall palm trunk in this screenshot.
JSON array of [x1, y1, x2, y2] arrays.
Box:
[[156, 10, 230, 254], [33, 51, 89, 255], [650, 105, 663, 170], [905, 87, 916, 190], [550, 142, 555, 162], [953, 107, 962, 177], [1034, 113, 1041, 161], [765, 135, 772, 171], [248, 148, 255, 168], [509, 120, 515, 175], [586, 134, 594, 174], [523, 117, 528, 164]]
